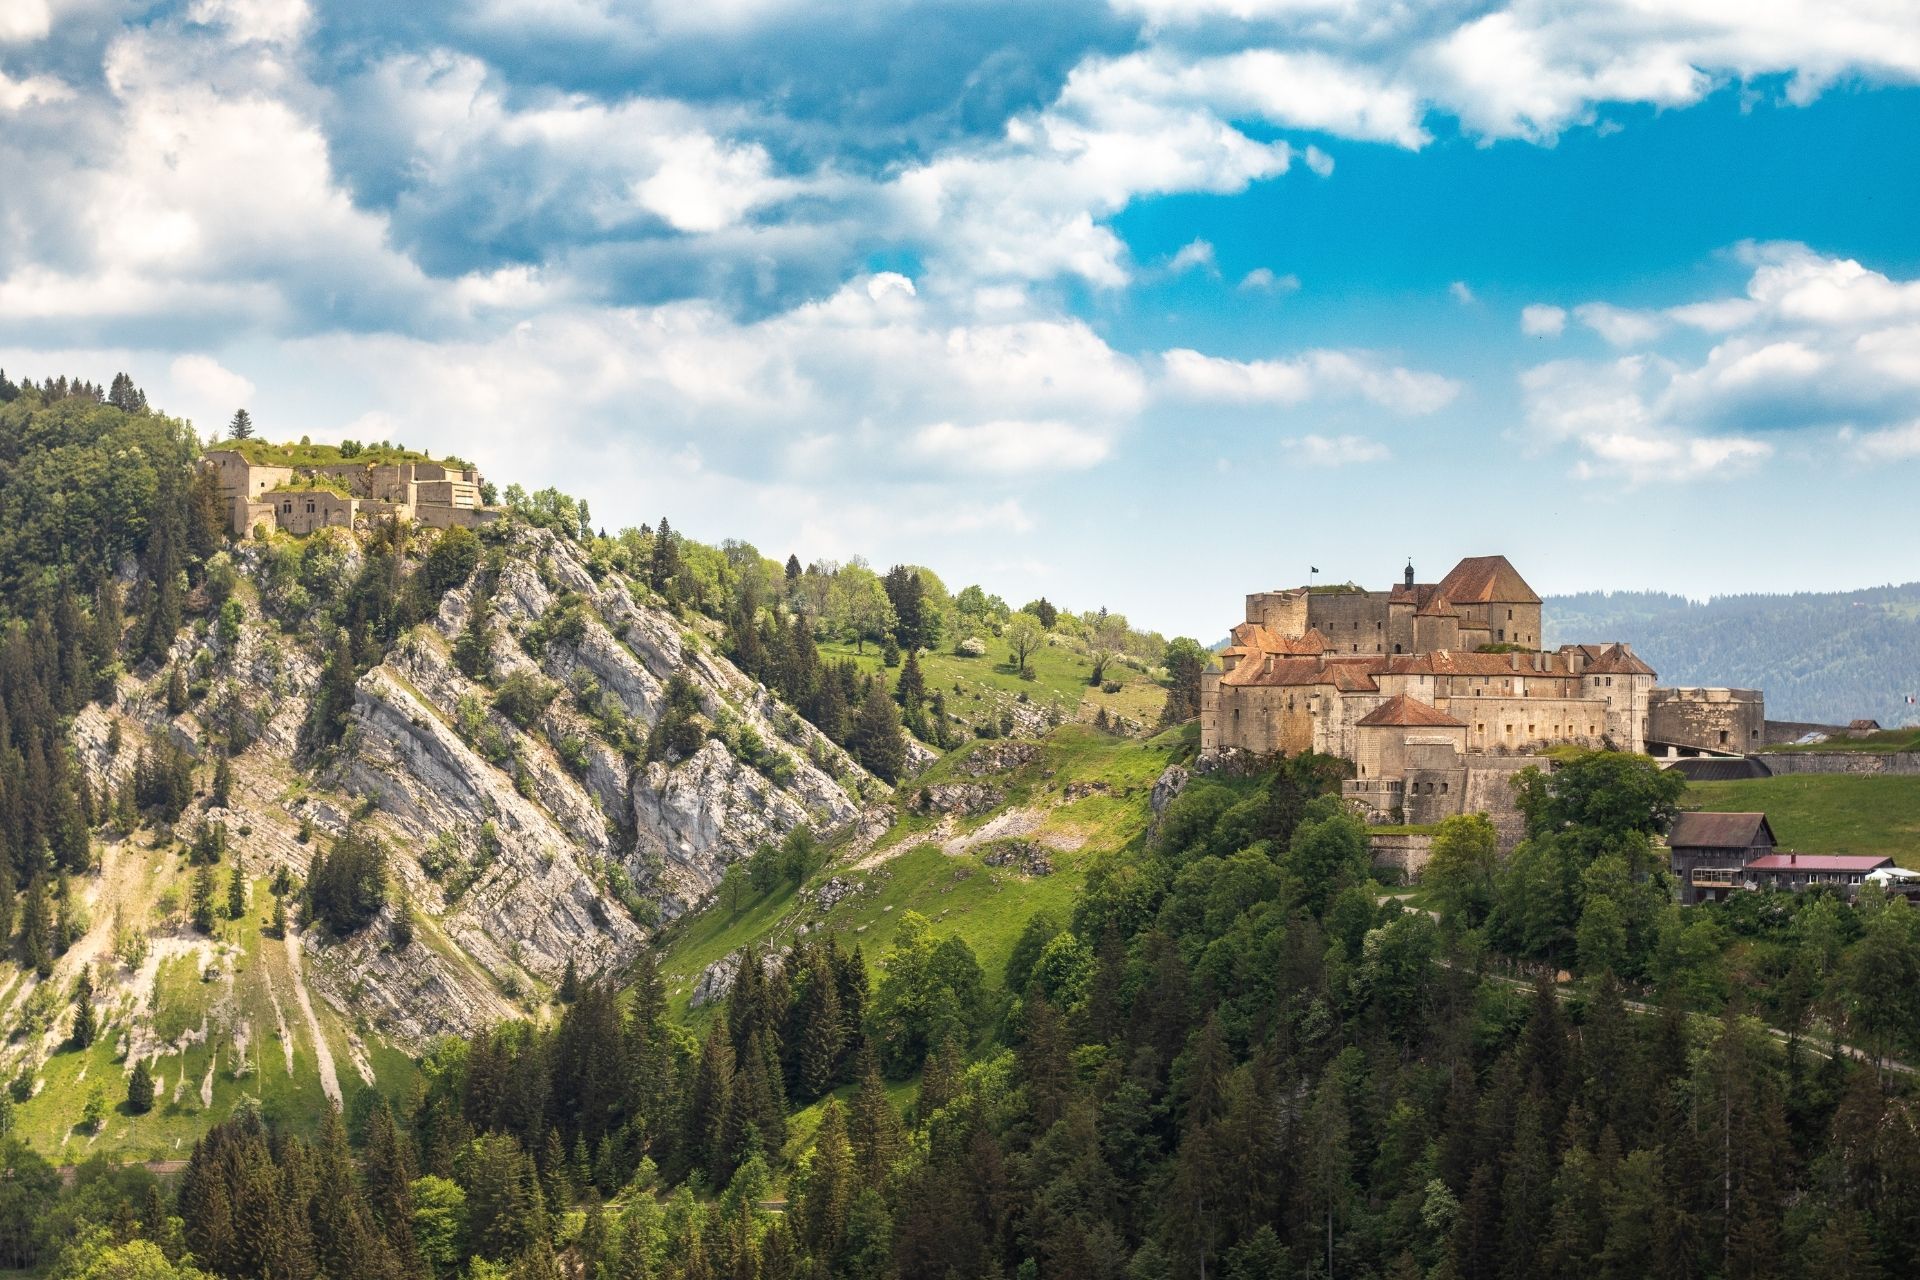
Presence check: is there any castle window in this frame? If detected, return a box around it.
[1528,724,1535,735]
[306,502,316,513]
[1477,724,1485,734]
[1440,782,1449,794]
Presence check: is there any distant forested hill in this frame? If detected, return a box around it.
[1545,584,1920,728]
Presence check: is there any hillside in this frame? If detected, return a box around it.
[1545,584,1920,728]
[0,379,1188,1159]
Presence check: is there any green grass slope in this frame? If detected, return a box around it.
[819,633,1168,737]
[656,724,1188,1022]
[1684,774,1920,863]
[3,849,415,1164]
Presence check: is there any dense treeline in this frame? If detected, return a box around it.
[17,746,1915,1278]
[0,378,225,983]
[1547,586,1920,728]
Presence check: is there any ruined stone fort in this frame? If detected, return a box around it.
[1199,555,1765,834]
[205,447,501,537]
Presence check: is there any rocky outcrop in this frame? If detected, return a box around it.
[1150,764,1190,815]
[916,783,1003,817]
[75,520,888,1051]
[957,741,1041,776]
[983,840,1053,876]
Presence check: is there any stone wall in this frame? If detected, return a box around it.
[1308,591,1391,655]
[1649,687,1765,754]
[1370,832,1435,878]
[1752,752,1920,775]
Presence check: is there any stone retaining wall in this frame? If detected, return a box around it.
[1752,752,1920,775]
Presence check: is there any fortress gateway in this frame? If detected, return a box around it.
[1199,556,1757,832]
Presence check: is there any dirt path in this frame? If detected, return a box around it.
[283,924,341,1106]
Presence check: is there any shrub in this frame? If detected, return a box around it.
[492,670,558,729]
[956,637,987,658]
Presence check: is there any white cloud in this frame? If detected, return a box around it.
[1166,239,1217,276]
[169,353,255,416]
[1521,304,1567,337]
[1520,355,1773,483]
[1239,267,1300,293]
[187,0,311,45]
[1575,302,1666,347]
[1161,348,1459,414]
[1517,243,1920,482]
[1282,434,1389,466]
[1846,420,1920,461]
[911,421,1112,474]
[1449,281,1475,305]
[1303,144,1335,176]
[0,1,51,42]
[0,71,70,110]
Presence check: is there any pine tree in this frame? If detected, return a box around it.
[455,581,495,682]
[311,630,357,747]
[228,408,255,439]
[19,872,52,977]
[362,1101,424,1277]
[848,1047,905,1183]
[784,554,802,581]
[227,855,247,920]
[211,754,234,808]
[849,679,906,783]
[126,1057,155,1114]
[895,648,926,733]
[797,1098,853,1259]
[166,667,188,715]
[192,864,219,934]
[71,963,96,1049]
[649,517,681,596]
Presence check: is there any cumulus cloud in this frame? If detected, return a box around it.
[1521,304,1567,337]
[1282,434,1389,467]
[0,70,70,110]
[1160,348,1459,414]
[1519,242,1920,481]
[169,353,255,417]
[1114,0,1920,142]
[1239,268,1299,293]
[1166,239,1217,276]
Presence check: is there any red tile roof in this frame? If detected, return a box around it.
[1434,555,1540,605]
[1356,694,1465,728]
[1746,854,1891,873]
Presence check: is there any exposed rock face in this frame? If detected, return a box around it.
[957,741,1041,776]
[82,522,881,1051]
[690,952,742,1008]
[982,840,1054,876]
[1150,764,1191,815]
[916,783,1004,817]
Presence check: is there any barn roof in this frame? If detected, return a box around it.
[1667,811,1775,850]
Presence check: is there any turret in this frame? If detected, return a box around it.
[1404,560,1414,588]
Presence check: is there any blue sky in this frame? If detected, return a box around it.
[3,1,1920,637]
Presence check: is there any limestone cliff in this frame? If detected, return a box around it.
[76,523,880,1052]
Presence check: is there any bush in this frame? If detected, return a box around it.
[492,670,558,729]
[956,637,988,658]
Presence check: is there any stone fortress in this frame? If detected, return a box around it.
[205,447,501,537]
[1199,555,1765,837]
